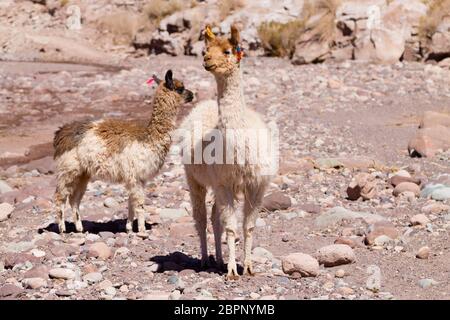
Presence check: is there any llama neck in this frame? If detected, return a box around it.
[147,93,178,151]
[215,67,245,127]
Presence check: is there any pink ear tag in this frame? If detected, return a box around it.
[146,77,155,86]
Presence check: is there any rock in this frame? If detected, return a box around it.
[0,180,13,194]
[3,253,39,268]
[49,268,75,280]
[88,242,112,260]
[338,287,354,295]
[0,284,23,297]
[416,246,430,259]
[335,269,346,278]
[334,237,359,248]
[263,191,291,211]
[408,125,450,158]
[253,247,274,263]
[23,265,49,279]
[418,278,438,289]
[86,234,101,242]
[366,265,382,292]
[419,111,450,129]
[373,235,393,246]
[355,26,406,64]
[292,40,330,65]
[104,197,119,208]
[422,203,450,214]
[158,208,189,221]
[23,277,47,289]
[169,290,181,300]
[250,292,261,299]
[83,272,103,284]
[98,279,113,291]
[421,184,450,201]
[410,214,430,226]
[365,221,399,245]
[393,182,420,197]
[0,202,14,222]
[392,169,412,178]
[143,291,171,300]
[280,212,301,220]
[315,244,355,267]
[255,218,266,227]
[314,158,344,170]
[389,175,421,187]
[99,231,115,239]
[346,173,377,200]
[281,253,319,277]
[30,249,46,258]
[104,286,117,297]
[315,206,385,228]
[4,241,35,253]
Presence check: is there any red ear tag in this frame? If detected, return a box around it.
[146,77,155,86]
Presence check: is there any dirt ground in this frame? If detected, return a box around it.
[0,55,449,300]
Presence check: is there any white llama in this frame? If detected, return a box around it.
[179,25,276,280]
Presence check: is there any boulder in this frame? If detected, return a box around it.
[315,244,356,267]
[281,253,319,277]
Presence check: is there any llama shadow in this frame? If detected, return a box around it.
[38,219,155,234]
[150,251,243,275]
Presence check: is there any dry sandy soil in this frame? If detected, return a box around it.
[0,55,450,300]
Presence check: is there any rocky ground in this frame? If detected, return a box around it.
[1,54,450,300]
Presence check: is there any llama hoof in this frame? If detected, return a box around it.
[75,221,83,233]
[225,272,240,281]
[136,231,149,239]
[243,263,255,277]
[125,222,133,233]
[225,264,240,281]
[58,223,66,234]
[138,226,146,233]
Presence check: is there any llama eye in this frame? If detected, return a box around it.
[176,87,184,94]
[224,49,231,55]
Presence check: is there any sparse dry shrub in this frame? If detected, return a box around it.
[219,0,246,19]
[257,20,305,57]
[418,0,450,43]
[99,11,149,45]
[302,0,341,42]
[143,0,187,22]
[257,0,341,57]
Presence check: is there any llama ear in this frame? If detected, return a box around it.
[204,25,215,44]
[165,70,174,90]
[230,24,241,46]
[152,74,162,85]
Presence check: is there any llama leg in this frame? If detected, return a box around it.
[211,201,224,269]
[187,175,208,268]
[216,188,239,280]
[54,172,76,233]
[126,196,135,233]
[128,184,146,233]
[69,173,89,233]
[243,185,266,276]
[54,191,67,233]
